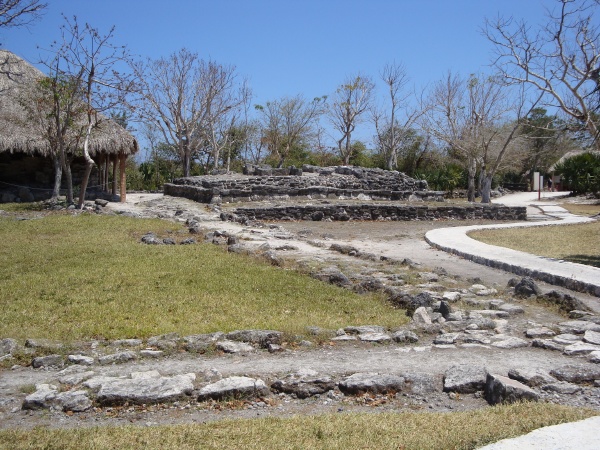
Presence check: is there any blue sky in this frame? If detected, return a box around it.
[1,0,558,149]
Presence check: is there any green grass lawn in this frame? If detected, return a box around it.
[0,403,596,450]
[0,213,406,341]
[469,221,600,268]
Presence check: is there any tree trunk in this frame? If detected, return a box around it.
[77,163,94,209]
[213,149,220,170]
[77,123,96,209]
[63,158,74,205]
[183,150,191,177]
[467,158,477,202]
[481,173,493,203]
[51,154,62,202]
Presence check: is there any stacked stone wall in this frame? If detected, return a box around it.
[224,204,527,223]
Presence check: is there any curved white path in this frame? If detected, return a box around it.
[425,192,600,297]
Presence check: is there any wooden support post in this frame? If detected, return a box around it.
[119,153,127,203]
[112,155,117,196]
[103,155,109,192]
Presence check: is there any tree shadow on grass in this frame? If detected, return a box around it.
[563,255,600,268]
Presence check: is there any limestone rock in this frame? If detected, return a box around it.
[542,382,582,394]
[140,232,162,245]
[532,339,564,352]
[558,320,600,335]
[331,334,357,341]
[140,349,163,358]
[498,303,525,315]
[550,364,600,383]
[147,333,180,350]
[470,310,509,319]
[358,332,391,343]
[402,373,442,394]
[485,373,539,405]
[553,333,581,345]
[59,370,95,386]
[271,374,335,399]
[583,330,600,346]
[54,390,92,412]
[111,339,143,347]
[311,268,352,287]
[225,330,283,348]
[198,376,269,401]
[22,384,58,410]
[491,337,529,349]
[182,332,223,353]
[67,354,94,365]
[434,333,460,345]
[32,354,64,368]
[391,330,419,343]
[507,368,556,387]
[412,307,432,325]
[513,277,542,297]
[525,327,556,339]
[563,341,600,356]
[442,291,461,302]
[98,351,137,365]
[338,372,405,395]
[540,290,588,312]
[588,351,600,363]
[443,365,487,393]
[216,340,254,353]
[390,292,433,315]
[344,325,385,335]
[0,338,18,356]
[96,372,196,405]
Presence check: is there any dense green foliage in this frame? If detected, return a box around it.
[555,152,600,194]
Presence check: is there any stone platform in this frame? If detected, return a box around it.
[164,165,443,204]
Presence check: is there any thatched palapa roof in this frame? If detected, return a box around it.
[0,49,138,157]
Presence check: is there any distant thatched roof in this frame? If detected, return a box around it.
[0,49,138,157]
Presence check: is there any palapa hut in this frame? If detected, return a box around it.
[0,49,138,203]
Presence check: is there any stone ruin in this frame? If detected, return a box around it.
[164,164,442,204]
[163,164,527,222]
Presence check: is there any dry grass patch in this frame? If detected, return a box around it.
[0,403,596,449]
[469,221,600,268]
[559,201,600,216]
[0,214,407,342]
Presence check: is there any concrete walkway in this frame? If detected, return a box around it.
[425,191,600,300]
[423,192,600,449]
[477,415,600,450]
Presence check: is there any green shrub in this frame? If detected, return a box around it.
[555,152,600,194]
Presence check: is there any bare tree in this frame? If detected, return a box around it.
[255,95,326,167]
[424,72,539,202]
[19,69,85,203]
[484,0,600,148]
[202,70,249,171]
[328,74,374,164]
[0,0,46,29]
[372,62,426,170]
[131,49,243,176]
[53,16,134,208]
